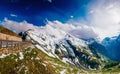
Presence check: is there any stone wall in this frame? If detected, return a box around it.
[0,42,32,55]
[0,33,22,41]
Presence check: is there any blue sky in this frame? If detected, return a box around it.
[0,0,120,39]
[0,0,91,26]
[1,0,120,60]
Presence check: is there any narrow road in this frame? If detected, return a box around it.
[0,40,32,55]
[0,40,31,48]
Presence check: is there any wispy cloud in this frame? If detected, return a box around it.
[48,0,52,3]
[67,0,120,39]
[10,14,18,17]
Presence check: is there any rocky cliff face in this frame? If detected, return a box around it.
[19,26,107,70]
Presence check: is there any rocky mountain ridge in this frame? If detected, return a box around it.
[19,24,108,70]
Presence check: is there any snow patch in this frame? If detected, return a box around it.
[0,54,9,58]
[62,58,69,63]
[35,57,40,60]
[60,69,66,74]
[42,63,47,67]
[19,52,24,60]
[35,45,55,57]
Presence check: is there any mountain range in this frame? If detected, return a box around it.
[19,23,120,70]
[0,25,120,73]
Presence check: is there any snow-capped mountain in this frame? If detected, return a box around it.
[87,34,120,61]
[101,35,120,61]
[19,24,107,70]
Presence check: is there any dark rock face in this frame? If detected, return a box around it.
[55,39,102,69]
[88,41,109,58]
[18,32,27,40]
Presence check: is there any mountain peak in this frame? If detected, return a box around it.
[19,27,106,70]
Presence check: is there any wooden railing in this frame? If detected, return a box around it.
[0,40,32,55]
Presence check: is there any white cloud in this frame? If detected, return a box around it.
[67,0,120,40]
[10,14,17,17]
[87,0,120,39]
[2,18,38,33]
[70,16,74,18]
[1,19,98,39]
[46,20,98,39]
[69,26,98,39]
[48,0,52,3]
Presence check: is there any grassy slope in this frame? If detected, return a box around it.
[0,26,18,37]
[0,47,120,74]
[0,47,85,74]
